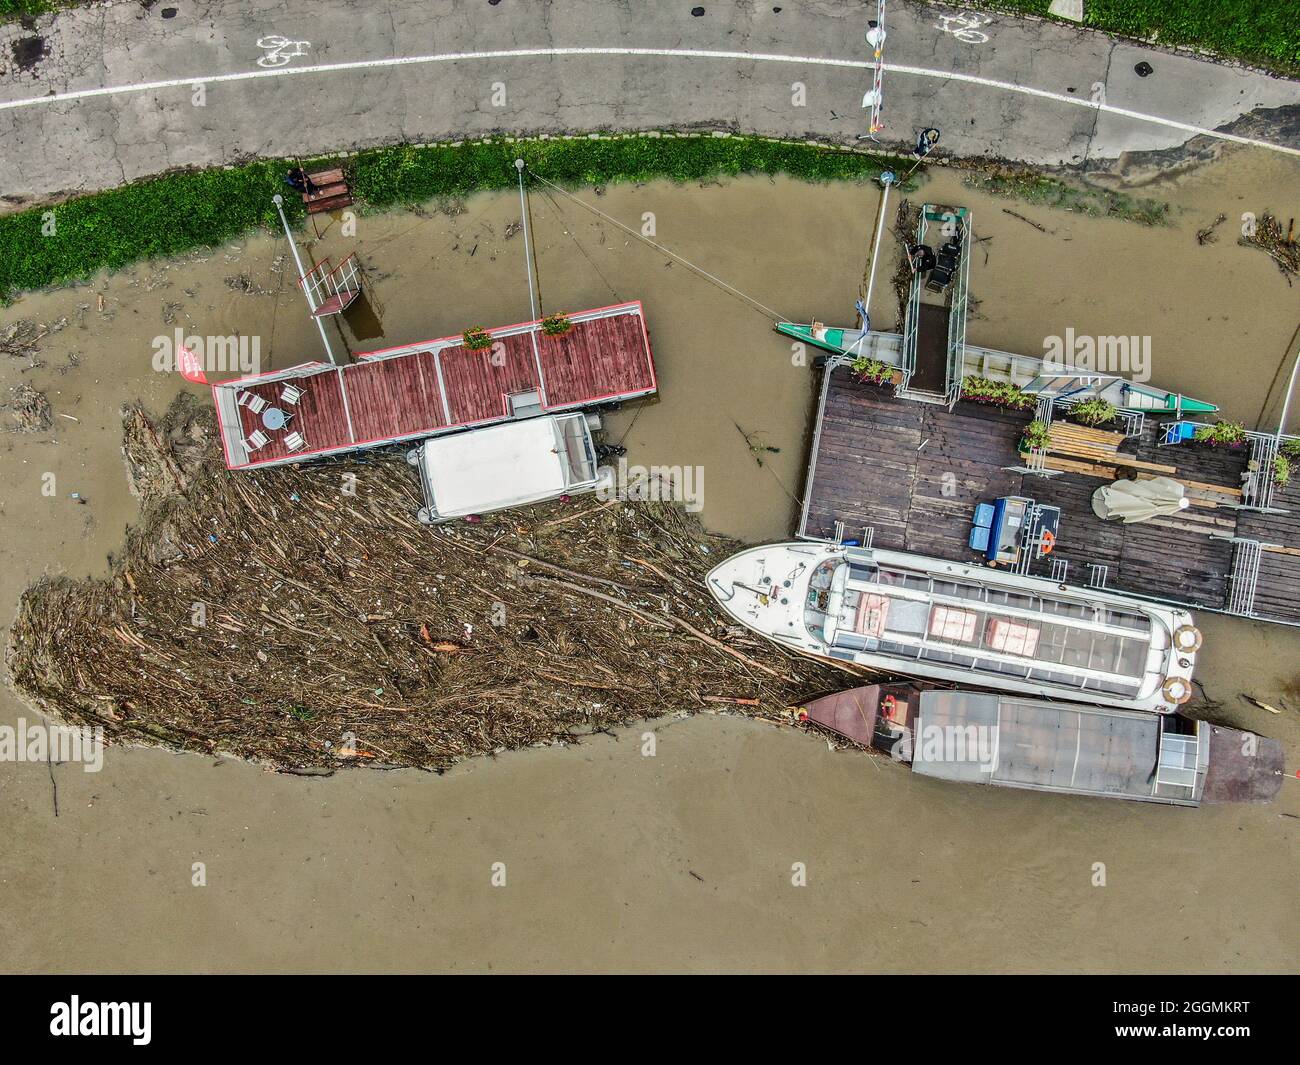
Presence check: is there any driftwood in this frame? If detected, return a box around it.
[6,397,850,772]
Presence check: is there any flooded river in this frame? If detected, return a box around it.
[1,147,1297,971]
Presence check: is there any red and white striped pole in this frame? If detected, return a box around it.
[862,0,887,137]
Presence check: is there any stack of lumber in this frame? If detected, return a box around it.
[1046,422,1177,474]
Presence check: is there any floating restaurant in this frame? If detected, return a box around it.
[786,204,1300,630]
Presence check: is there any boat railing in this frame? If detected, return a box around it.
[944,211,973,409]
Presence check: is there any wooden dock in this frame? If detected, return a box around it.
[800,367,1300,627]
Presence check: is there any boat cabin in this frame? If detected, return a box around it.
[807,553,1176,705]
[802,684,1284,806]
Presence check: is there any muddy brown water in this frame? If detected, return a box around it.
[1,149,1297,972]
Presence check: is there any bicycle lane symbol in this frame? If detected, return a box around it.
[934,13,992,45]
[257,35,312,68]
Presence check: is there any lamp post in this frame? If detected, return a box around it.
[272,194,337,365]
[1276,338,1300,445]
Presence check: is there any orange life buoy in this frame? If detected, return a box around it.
[1040,529,1055,556]
[1162,676,1192,705]
[1173,625,1203,653]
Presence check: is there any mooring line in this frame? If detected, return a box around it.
[528,170,791,324]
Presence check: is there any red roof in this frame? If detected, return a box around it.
[214,301,655,469]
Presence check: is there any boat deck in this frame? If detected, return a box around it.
[800,367,1300,627]
[213,301,655,470]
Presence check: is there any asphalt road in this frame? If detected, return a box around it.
[0,0,1297,207]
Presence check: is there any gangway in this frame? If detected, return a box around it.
[299,254,362,318]
[898,204,971,407]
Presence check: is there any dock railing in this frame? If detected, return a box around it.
[1158,422,1295,513]
[944,211,973,409]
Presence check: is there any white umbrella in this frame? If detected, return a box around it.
[1092,477,1191,523]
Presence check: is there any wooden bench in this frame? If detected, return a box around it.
[303,168,353,214]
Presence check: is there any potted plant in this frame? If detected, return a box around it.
[960,375,1036,411]
[1069,397,1117,427]
[462,326,492,350]
[541,312,572,337]
[1193,420,1247,449]
[1274,453,1292,487]
[850,355,895,386]
[1020,419,1052,452]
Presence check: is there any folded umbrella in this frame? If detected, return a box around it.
[1092,477,1190,523]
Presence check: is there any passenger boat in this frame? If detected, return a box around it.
[707,542,1201,714]
[800,681,1284,807]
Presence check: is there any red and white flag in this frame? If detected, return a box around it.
[176,345,208,384]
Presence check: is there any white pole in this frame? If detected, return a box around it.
[272,193,337,365]
[1276,339,1300,444]
[861,175,894,329]
[515,159,540,322]
[515,159,548,407]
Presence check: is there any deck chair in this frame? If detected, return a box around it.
[284,431,306,452]
[238,391,267,414]
[281,384,303,406]
[244,429,269,451]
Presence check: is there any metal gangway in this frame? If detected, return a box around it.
[898,204,972,408]
[1225,537,1265,616]
[298,254,362,318]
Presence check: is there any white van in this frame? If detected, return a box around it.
[406,412,614,524]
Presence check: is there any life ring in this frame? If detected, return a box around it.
[1173,625,1203,653]
[1039,530,1055,555]
[1162,676,1192,705]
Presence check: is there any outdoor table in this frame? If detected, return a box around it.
[262,407,287,431]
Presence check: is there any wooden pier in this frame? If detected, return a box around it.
[800,366,1300,627]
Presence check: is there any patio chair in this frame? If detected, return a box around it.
[244,429,269,451]
[281,384,303,406]
[284,431,306,452]
[238,391,267,414]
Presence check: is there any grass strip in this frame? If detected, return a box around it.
[0,134,909,300]
[975,0,1298,76]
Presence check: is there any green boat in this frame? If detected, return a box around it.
[776,320,1218,415]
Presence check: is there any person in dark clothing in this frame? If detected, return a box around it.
[913,128,940,158]
[283,167,319,195]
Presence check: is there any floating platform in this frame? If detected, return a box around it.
[799,366,1300,628]
[214,301,656,470]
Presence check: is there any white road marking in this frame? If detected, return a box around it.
[1,45,1296,157]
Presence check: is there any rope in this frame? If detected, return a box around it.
[527,169,792,324]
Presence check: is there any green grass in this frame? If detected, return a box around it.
[977,0,1299,75]
[0,134,908,301]
[1,0,58,19]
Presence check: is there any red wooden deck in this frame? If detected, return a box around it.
[215,302,654,469]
